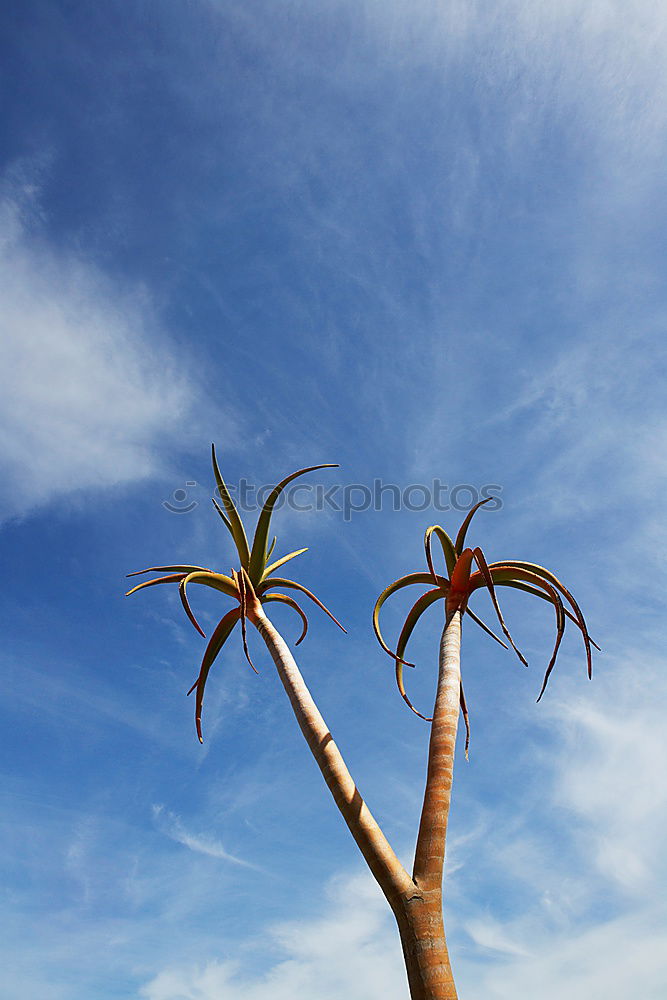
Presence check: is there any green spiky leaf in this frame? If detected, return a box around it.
[424,525,457,581]
[234,569,258,674]
[459,681,470,760]
[125,573,186,597]
[454,497,492,554]
[248,465,338,584]
[373,571,448,663]
[189,608,241,742]
[211,497,234,536]
[490,579,599,648]
[262,592,309,645]
[126,564,211,578]
[179,574,208,637]
[484,562,593,680]
[262,548,308,580]
[495,560,593,678]
[470,564,568,698]
[178,570,239,600]
[465,607,509,649]
[470,548,527,666]
[394,588,444,720]
[211,444,251,568]
[258,576,346,632]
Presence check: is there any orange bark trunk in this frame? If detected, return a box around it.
[393,892,458,1000]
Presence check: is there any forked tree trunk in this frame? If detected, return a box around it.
[250,603,463,1000]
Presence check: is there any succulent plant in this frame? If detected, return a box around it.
[127,445,344,741]
[373,498,598,752]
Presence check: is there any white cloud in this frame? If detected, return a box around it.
[549,656,667,896]
[459,904,667,1000]
[463,916,531,958]
[140,870,406,1000]
[152,805,262,871]
[493,329,667,521]
[0,177,226,522]
[452,648,667,998]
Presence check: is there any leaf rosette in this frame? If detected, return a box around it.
[373,498,598,756]
[127,446,344,741]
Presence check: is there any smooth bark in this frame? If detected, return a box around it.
[413,611,462,889]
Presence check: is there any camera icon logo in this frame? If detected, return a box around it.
[162,482,199,513]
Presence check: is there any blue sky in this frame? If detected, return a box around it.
[1,1,666,997]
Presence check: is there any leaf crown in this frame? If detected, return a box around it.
[127,446,345,741]
[374,498,598,751]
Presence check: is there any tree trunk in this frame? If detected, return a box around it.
[250,603,461,1000]
[393,893,458,1000]
[399,609,462,999]
[413,611,462,890]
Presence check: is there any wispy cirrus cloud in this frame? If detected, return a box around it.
[141,870,406,1000]
[0,174,234,524]
[460,904,667,1000]
[152,804,263,871]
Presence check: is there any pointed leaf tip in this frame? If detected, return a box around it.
[211,444,251,568]
[248,464,339,583]
[179,575,207,638]
[470,549,528,667]
[424,525,457,581]
[373,571,447,663]
[260,577,346,633]
[261,592,310,645]
[454,497,493,554]
[263,548,308,579]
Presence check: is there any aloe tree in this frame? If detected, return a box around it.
[127,451,596,1000]
[372,497,598,996]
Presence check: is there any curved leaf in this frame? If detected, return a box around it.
[179,573,208,637]
[211,444,251,568]
[211,497,234,537]
[262,548,308,580]
[500,574,566,701]
[454,497,493,554]
[187,608,241,743]
[465,607,509,649]
[261,593,309,645]
[126,565,211,578]
[248,464,338,583]
[125,573,185,597]
[372,571,448,663]
[447,549,474,614]
[266,536,277,561]
[492,579,600,650]
[178,571,239,600]
[394,588,445,720]
[471,548,528,666]
[258,576,346,632]
[533,584,565,702]
[424,525,457,582]
[472,566,567,700]
[460,682,470,761]
[234,569,258,674]
[490,560,593,679]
